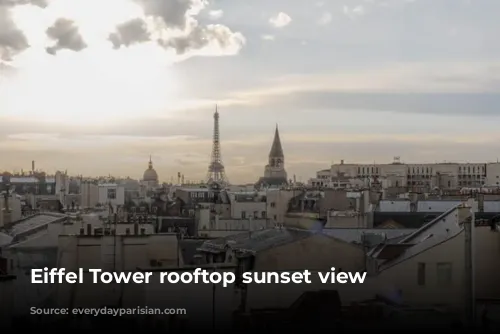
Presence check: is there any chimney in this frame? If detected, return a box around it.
[86,223,92,235]
[140,227,146,235]
[341,159,344,165]
[134,222,139,235]
[125,228,130,235]
[79,228,85,235]
[32,160,35,172]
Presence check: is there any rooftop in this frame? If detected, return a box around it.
[322,228,414,246]
[198,227,312,256]
[3,213,66,239]
[373,204,468,271]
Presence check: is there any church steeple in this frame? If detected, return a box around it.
[256,124,288,187]
[269,124,284,158]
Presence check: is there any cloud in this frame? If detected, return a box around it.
[317,12,332,25]
[159,24,245,56]
[109,18,150,49]
[138,0,206,29]
[343,5,365,19]
[0,0,51,61]
[0,5,28,60]
[269,12,291,28]
[218,62,500,108]
[2,0,244,62]
[208,9,223,20]
[45,18,87,55]
[0,0,48,7]
[261,34,275,41]
[109,0,244,58]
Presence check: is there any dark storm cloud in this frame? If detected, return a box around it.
[45,18,87,55]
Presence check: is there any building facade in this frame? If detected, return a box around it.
[97,183,125,206]
[311,158,500,190]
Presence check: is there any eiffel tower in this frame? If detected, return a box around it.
[206,105,229,185]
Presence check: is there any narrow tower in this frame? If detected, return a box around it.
[255,124,288,189]
[264,124,287,179]
[206,105,229,185]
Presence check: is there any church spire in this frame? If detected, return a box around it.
[269,124,284,158]
[148,155,153,169]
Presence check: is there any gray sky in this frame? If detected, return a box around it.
[1,0,500,183]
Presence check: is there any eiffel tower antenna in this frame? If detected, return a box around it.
[206,105,229,185]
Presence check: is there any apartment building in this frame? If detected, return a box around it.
[311,158,500,190]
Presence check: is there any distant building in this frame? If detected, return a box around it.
[311,158,500,191]
[98,183,125,206]
[256,125,288,189]
[80,181,99,208]
[142,156,159,189]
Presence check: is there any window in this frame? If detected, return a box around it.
[253,211,258,218]
[417,263,426,286]
[107,188,116,199]
[436,263,452,286]
[261,211,266,218]
[241,211,246,219]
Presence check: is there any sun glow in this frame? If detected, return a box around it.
[2,0,181,124]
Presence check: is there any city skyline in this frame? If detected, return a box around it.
[1,0,500,183]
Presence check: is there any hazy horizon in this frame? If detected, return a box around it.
[1,0,500,183]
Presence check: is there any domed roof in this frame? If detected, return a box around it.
[143,156,158,182]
